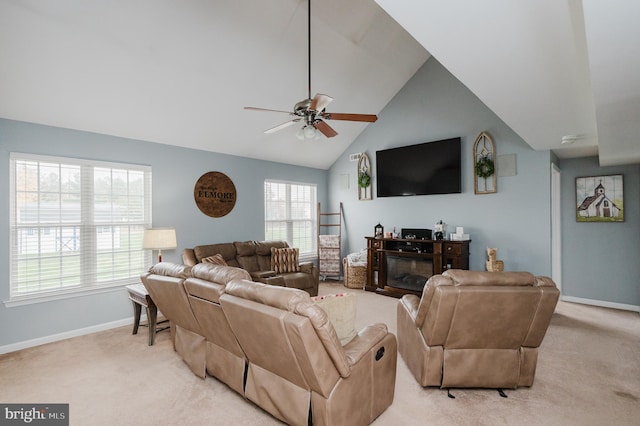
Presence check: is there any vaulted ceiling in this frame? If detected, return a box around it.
[1,0,638,169]
[376,0,640,167]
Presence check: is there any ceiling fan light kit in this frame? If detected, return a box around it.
[297,124,320,140]
[244,0,377,140]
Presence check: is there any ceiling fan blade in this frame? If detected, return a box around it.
[314,120,338,138]
[245,106,293,114]
[322,112,378,123]
[309,93,333,112]
[264,119,301,134]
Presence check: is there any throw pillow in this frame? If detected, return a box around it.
[202,253,228,266]
[270,247,300,273]
[312,293,358,345]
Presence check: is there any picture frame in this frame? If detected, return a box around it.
[575,174,624,222]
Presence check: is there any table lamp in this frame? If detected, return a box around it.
[143,228,177,263]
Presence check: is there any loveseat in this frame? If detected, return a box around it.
[182,240,319,296]
[140,262,397,425]
[397,269,559,390]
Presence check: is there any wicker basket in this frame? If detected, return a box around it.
[343,257,367,289]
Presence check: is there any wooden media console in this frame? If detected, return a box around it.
[365,236,470,297]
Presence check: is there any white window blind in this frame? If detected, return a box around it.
[264,180,317,258]
[9,153,152,303]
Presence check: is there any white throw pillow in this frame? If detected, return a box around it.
[312,293,358,345]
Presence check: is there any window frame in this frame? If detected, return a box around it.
[7,153,152,306]
[264,179,317,260]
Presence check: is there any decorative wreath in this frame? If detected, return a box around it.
[358,171,371,188]
[475,156,495,178]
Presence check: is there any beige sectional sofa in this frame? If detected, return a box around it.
[141,262,397,426]
[182,240,319,296]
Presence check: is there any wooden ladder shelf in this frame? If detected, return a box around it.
[317,202,342,280]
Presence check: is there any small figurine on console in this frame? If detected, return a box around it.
[486,247,504,272]
[434,220,447,240]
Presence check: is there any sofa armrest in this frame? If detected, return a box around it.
[343,323,389,367]
[182,249,197,267]
[299,262,315,274]
[300,262,320,287]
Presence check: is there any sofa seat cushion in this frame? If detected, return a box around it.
[280,272,314,290]
[312,293,358,345]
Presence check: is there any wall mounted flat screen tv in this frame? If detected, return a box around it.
[376,137,461,197]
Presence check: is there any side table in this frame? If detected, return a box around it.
[126,283,168,345]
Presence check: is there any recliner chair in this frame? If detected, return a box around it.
[397,269,559,390]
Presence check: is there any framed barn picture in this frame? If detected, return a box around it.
[575,174,624,222]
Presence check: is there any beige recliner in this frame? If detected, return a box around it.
[221,279,397,426]
[397,269,559,390]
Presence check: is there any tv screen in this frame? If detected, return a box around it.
[376,137,461,197]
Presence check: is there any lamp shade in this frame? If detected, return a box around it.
[143,228,177,250]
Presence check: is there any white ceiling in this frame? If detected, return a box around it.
[376,0,640,166]
[1,0,638,169]
[0,0,428,169]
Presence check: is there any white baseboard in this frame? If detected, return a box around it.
[561,295,640,313]
[0,316,141,355]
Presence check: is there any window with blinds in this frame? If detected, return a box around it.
[264,180,317,258]
[9,153,152,303]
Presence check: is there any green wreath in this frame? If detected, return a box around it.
[358,171,371,188]
[475,156,495,178]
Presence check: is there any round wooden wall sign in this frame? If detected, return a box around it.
[193,171,237,218]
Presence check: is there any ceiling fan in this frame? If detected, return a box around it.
[244,0,378,140]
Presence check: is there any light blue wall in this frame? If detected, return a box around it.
[558,156,640,307]
[0,118,327,347]
[329,58,640,309]
[3,58,638,351]
[328,58,553,275]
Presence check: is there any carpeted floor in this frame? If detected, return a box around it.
[1,282,639,425]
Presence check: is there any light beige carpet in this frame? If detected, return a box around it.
[1,282,639,425]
